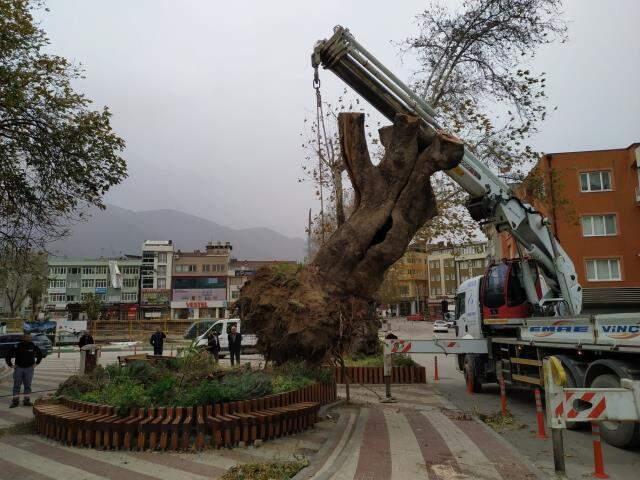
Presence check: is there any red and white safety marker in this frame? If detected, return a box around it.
[434,356,439,381]
[534,388,548,439]
[390,340,412,354]
[566,392,607,421]
[591,423,609,479]
[499,375,507,417]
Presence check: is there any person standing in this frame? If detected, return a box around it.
[207,331,221,363]
[78,330,94,349]
[227,325,242,366]
[441,297,449,320]
[5,334,42,408]
[150,327,166,356]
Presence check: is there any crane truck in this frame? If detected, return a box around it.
[312,26,640,448]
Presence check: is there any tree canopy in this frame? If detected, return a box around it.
[0,0,127,251]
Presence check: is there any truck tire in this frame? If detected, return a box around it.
[589,374,640,448]
[463,354,482,393]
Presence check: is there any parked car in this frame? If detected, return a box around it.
[193,318,258,355]
[406,313,424,321]
[0,333,50,359]
[432,320,449,333]
[183,319,220,340]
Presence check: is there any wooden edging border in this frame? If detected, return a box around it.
[33,380,337,452]
[334,365,426,384]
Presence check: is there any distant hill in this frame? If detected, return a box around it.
[48,204,306,260]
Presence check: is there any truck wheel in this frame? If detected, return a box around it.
[589,374,640,448]
[463,354,482,393]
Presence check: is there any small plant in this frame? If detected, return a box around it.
[222,459,309,480]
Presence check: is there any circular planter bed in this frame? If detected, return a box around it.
[33,354,337,451]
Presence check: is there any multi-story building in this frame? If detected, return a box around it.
[500,143,640,311]
[426,242,487,316]
[228,259,297,302]
[391,245,428,316]
[46,256,141,320]
[140,240,174,319]
[170,242,232,320]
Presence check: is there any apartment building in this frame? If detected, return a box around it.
[391,245,429,316]
[140,240,174,319]
[171,242,232,320]
[426,242,487,316]
[46,257,141,320]
[500,143,640,310]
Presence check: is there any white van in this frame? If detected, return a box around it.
[193,318,258,355]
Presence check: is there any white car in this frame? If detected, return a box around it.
[193,318,258,355]
[433,320,449,333]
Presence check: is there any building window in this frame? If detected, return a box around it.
[66,295,75,302]
[175,264,197,273]
[231,290,240,299]
[122,266,139,275]
[95,266,108,275]
[49,266,67,275]
[82,267,95,275]
[143,252,155,263]
[157,265,167,276]
[68,281,79,288]
[123,278,137,288]
[81,279,95,288]
[157,278,166,289]
[95,279,107,288]
[157,252,167,263]
[581,214,617,237]
[122,293,138,302]
[49,293,66,302]
[142,278,154,288]
[69,267,79,275]
[49,279,66,288]
[586,258,621,281]
[580,171,612,192]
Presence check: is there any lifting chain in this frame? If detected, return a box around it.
[313,66,326,244]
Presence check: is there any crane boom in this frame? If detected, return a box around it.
[312,26,582,316]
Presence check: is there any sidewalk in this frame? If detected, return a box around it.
[295,384,543,480]
[1,352,543,479]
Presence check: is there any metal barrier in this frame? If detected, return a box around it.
[543,356,640,477]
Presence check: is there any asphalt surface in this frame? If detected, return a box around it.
[388,317,640,479]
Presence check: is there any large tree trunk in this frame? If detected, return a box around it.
[237,113,463,364]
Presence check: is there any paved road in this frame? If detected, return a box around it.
[388,317,640,479]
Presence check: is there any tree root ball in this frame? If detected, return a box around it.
[236,113,463,365]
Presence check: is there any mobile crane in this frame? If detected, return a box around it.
[312,26,640,448]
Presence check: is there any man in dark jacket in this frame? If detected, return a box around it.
[227,325,242,366]
[207,331,221,362]
[6,334,42,407]
[150,327,166,356]
[78,331,94,349]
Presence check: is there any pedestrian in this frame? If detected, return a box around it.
[441,297,449,320]
[227,325,242,366]
[5,334,42,408]
[207,330,221,363]
[150,327,166,356]
[78,330,94,349]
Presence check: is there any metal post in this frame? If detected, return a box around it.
[381,319,396,403]
[552,428,566,475]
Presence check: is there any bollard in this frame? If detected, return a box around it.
[498,372,507,417]
[434,356,439,381]
[591,423,609,479]
[466,372,473,395]
[534,388,548,439]
[134,343,137,355]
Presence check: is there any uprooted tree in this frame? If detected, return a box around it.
[237,112,463,365]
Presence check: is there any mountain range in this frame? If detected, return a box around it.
[48,204,307,261]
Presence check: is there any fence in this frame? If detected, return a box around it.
[334,365,426,384]
[88,318,198,342]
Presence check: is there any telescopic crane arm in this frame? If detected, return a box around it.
[312,26,582,316]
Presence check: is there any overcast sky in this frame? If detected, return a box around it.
[40,0,639,238]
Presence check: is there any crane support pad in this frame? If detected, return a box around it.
[384,338,489,355]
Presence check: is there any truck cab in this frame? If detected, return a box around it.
[454,276,484,339]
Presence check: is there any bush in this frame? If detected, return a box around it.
[222,460,308,480]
